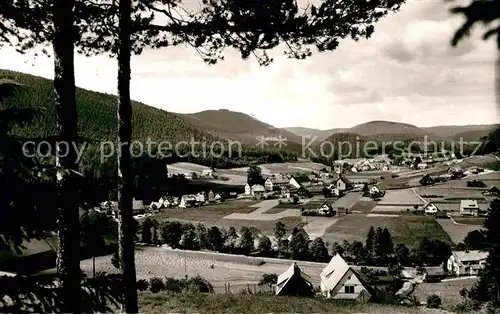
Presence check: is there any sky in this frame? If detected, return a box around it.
[0,0,499,130]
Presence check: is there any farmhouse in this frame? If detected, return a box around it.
[275,262,314,297]
[201,169,214,177]
[320,254,371,302]
[264,177,289,191]
[484,186,500,196]
[417,163,428,170]
[369,186,380,195]
[289,177,302,189]
[179,195,197,208]
[251,184,266,197]
[244,183,252,195]
[447,250,488,276]
[423,267,447,283]
[423,202,440,215]
[280,186,291,198]
[334,175,353,192]
[460,200,480,216]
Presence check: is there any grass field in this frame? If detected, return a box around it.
[413,278,478,307]
[216,217,305,235]
[322,214,452,248]
[350,200,378,213]
[378,190,424,206]
[139,292,438,314]
[436,219,485,244]
[453,217,485,226]
[377,177,411,190]
[154,200,261,223]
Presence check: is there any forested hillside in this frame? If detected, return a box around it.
[0,70,220,143]
[0,70,298,167]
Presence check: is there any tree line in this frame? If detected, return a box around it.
[134,218,451,268]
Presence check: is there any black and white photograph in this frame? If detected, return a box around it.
[0,0,499,313]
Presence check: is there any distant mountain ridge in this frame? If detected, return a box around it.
[285,121,499,141]
[178,109,303,152]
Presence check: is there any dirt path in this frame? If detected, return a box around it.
[302,217,339,240]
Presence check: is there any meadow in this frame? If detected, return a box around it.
[436,219,485,244]
[322,214,452,248]
[139,292,449,314]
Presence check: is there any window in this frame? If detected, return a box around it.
[344,285,355,294]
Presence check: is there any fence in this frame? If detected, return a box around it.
[218,283,276,295]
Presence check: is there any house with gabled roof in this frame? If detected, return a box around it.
[265,177,289,192]
[460,200,479,216]
[320,254,371,302]
[334,175,353,192]
[447,250,488,276]
[179,194,197,208]
[423,202,440,215]
[275,262,314,297]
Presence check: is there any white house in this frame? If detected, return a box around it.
[195,192,206,204]
[417,163,428,170]
[289,177,302,189]
[447,250,488,276]
[369,186,380,195]
[201,169,214,177]
[423,202,440,215]
[244,183,252,195]
[179,194,197,208]
[280,186,291,199]
[320,254,371,302]
[460,200,479,216]
[275,262,314,297]
[334,176,352,192]
[251,184,265,196]
[264,178,274,191]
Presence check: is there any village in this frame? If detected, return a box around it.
[91,153,500,307]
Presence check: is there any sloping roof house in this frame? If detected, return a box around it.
[423,202,440,215]
[447,250,489,276]
[265,177,289,191]
[335,175,353,191]
[251,184,265,195]
[275,262,314,297]
[179,194,197,208]
[320,254,371,302]
[460,200,479,216]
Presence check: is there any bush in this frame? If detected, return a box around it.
[164,277,183,293]
[149,277,166,293]
[183,275,214,293]
[426,294,442,309]
[137,279,149,291]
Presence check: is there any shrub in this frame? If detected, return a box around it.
[426,294,442,309]
[164,277,183,293]
[137,279,149,291]
[183,275,214,293]
[149,277,165,293]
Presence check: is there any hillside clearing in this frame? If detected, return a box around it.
[437,219,485,244]
[322,214,452,248]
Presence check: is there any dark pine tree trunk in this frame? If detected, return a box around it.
[117,0,138,312]
[53,0,81,312]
